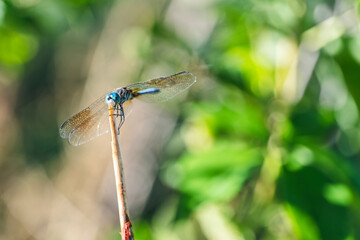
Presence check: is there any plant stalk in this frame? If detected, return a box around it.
[108,104,134,240]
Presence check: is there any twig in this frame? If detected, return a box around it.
[108,104,134,240]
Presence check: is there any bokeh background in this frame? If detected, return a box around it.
[1,0,360,239]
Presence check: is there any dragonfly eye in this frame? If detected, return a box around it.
[105,93,119,106]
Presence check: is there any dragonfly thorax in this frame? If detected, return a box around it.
[116,87,132,102]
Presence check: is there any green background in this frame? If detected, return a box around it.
[0,0,360,239]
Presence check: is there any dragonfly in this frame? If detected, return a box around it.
[59,71,196,146]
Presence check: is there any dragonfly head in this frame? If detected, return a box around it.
[105,92,121,106]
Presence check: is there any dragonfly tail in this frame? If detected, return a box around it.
[135,88,160,96]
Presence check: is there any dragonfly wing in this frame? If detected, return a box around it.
[126,71,196,103]
[59,93,109,146]
[67,106,109,146]
[59,93,133,146]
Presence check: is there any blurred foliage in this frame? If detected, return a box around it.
[2,0,360,239]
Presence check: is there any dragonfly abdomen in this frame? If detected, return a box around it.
[136,88,159,96]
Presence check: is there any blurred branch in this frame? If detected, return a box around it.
[108,104,134,240]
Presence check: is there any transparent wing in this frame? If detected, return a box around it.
[125,71,196,103]
[59,93,133,146]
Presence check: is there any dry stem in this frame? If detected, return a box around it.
[108,104,134,240]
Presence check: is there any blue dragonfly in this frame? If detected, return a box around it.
[59,71,196,146]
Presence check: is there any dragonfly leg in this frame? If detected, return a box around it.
[109,105,120,117]
[116,104,121,117]
[117,104,125,133]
